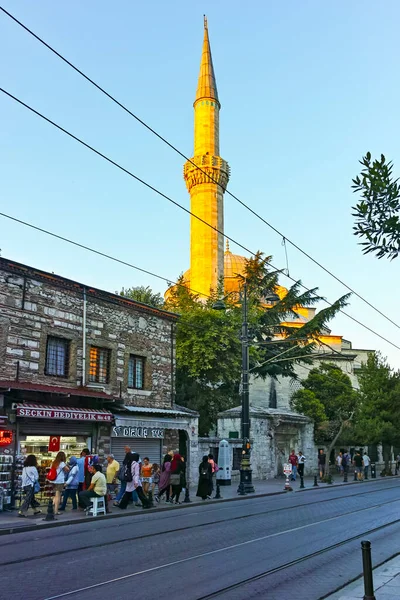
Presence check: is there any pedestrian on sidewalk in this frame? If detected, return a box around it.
[288,450,298,481]
[114,447,139,507]
[48,451,69,515]
[336,452,343,473]
[353,450,364,481]
[118,453,151,510]
[60,456,79,511]
[79,463,107,512]
[318,449,326,479]
[18,454,41,517]
[151,463,160,499]
[156,454,172,503]
[77,448,90,508]
[342,450,349,479]
[105,454,119,500]
[362,452,370,479]
[196,455,212,501]
[297,451,306,478]
[170,453,184,504]
[141,457,152,497]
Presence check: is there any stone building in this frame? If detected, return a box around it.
[0,257,199,506]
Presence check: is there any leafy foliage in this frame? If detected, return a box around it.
[291,364,358,471]
[118,285,164,308]
[352,153,400,259]
[164,253,348,435]
[351,353,400,448]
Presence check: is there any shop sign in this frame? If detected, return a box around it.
[0,430,13,446]
[16,407,113,422]
[112,425,164,439]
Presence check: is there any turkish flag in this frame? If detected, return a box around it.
[48,436,61,452]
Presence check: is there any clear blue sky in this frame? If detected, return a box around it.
[1,1,400,368]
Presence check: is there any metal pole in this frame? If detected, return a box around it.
[361,540,376,600]
[238,280,254,495]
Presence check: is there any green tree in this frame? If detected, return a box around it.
[118,285,164,308]
[352,153,400,259]
[352,353,400,474]
[291,363,358,476]
[166,253,349,435]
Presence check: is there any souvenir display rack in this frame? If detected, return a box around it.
[0,454,13,509]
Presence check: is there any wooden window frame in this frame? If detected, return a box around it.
[128,355,145,389]
[45,336,70,378]
[89,346,111,384]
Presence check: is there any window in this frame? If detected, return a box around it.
[128,355,144,389]
[232,448,242,470]
[89,347,110,384]
[45,337,70,377]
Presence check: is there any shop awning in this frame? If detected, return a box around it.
[0,380,117,400]
[15,403,113,423]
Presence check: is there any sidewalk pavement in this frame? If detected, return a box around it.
[0,474,379,535]
[325,554,400,599]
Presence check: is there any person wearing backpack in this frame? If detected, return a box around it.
[117,453,152,510]
[196,455,213,500]
[341,450,349,478]
[47,451,69,515]
[114,448,139,507]
[59,456,79,511]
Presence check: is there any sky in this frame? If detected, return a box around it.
[1,1,400,368]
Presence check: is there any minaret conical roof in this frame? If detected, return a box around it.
[195,16,220,106]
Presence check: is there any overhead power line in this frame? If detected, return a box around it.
[2,87,400,354]
[2,5,399,333]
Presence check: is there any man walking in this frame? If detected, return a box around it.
[362,451,370,479]
[353,450,364,481]
[288,450,298,481]
[318,449,326,479]
[297,451,306,478]
[106,454,120,499]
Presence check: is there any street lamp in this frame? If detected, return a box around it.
[212,279,254,495]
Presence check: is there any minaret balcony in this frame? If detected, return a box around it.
[184,154,230,192]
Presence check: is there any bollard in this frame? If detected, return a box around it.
[214,482,222,499]
[43,498,55,521]
[313,475,319,487]
[284,474,293,492]
[354,470,358,481]
[344,469,348,482]
[148,491,154,507]
[300,475,305,489]
[182,487,191,504]
[361,540,376,600]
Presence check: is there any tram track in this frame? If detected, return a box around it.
[2,483,400,569]
[195,516,400,599]
[41,505,400,600]
[3,478,397,549]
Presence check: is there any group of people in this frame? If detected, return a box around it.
[287,450,306,481]
[335,449,371,480]
[18,449,109,517]
[19,446,220,517]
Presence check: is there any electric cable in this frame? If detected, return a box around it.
[2,87,400,353]
[2,6,398,332]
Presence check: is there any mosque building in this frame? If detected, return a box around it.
[174,18,374,477]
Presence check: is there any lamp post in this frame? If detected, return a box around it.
[238,280,254,494]
[213,279,254,494]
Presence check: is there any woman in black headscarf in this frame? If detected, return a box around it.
[196,455,213,500]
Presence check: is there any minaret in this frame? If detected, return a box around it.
[184,17,230,298]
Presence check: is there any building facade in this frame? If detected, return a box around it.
[0,258,199,508]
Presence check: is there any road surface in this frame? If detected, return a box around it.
[1,478,400,600]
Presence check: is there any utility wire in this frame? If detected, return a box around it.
[2,87,400,353]
[2,5,399,332]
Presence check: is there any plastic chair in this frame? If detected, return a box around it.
[88,497,106,517]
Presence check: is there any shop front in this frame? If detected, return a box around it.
[12,403,113,507]
[111,406,199,483]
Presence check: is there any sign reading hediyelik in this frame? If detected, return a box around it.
[112,425,164,439]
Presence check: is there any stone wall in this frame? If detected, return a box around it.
[0,260,176,409]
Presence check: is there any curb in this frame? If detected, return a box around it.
[0,477,387,537]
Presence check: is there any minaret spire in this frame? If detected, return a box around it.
[183,18,230,298]
[196,15,219,107]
